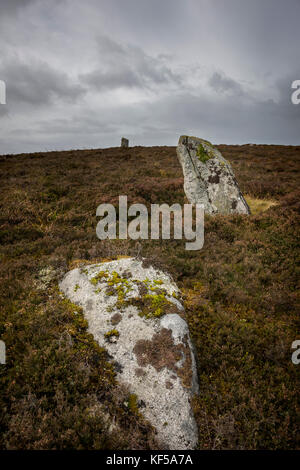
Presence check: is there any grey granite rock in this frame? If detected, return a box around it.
[176,135,250,215]
[59,257,199,450]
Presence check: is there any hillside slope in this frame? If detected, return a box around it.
[0,144,299,449]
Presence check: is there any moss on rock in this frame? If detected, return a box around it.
[196,144,212,163]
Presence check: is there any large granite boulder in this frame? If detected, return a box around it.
[59,257,199,450]
[176,135,250,215]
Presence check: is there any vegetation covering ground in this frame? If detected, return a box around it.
[0,143,299,449]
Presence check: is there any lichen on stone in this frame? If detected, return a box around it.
[127,393,140,414]
[128,279,179,319]
[104,328,119,342]
[196,144,212,163]
[177,134,251,214]
[111,313,122,325]
[133,328,193,389]
[90,270,108,286]
[139,291,171,319]
[90,269,132,309]
[91,270,180,320]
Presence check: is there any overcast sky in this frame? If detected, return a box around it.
[0,0,299,154]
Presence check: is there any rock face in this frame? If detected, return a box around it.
[59,257,199,450]
[176,135,250,215]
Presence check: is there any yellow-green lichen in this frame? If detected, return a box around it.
[141,292,170,318]
[106,271,132,308]
[89,269,179,320]
[90,270,132,309]
[196,144,212,163]
[74,283,80,292]
[128,393,140,414]
[172,291,181,300]
[134,281,174,319]
[126,278,182,320]
[104,328,119,339]
[90,270,108,286]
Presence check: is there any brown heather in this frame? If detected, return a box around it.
[0,144,299,449]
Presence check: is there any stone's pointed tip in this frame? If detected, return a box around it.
[178,135,213,147]
[178,135,188,145]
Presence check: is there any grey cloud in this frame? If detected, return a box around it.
[27,75,300,146]
[2,70,300,156]
[81,35,182,91]
[1,0,66,17]
[270,74,300,123]
[208,72,244,96]
[0,0,300,154]
[144,83,300,145]
[0,0,37,16]
[0,57,86,107]
[0,106,8,117]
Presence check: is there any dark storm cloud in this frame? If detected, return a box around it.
[81,35,181,91]
[0,57,86,107]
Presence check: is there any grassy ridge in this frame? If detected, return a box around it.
[0,144,299,449]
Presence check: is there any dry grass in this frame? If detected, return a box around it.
[0,143,299,449]
[244,195,278,215]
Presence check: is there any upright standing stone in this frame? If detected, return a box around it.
[176,135,250,215]
[121,137,129,148]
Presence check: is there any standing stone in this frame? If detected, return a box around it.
[59,257,199,450]
[121,137,129,148]
[176,135,250,215]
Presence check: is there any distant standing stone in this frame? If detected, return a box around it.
[121,137,129,148]
[176,135,250,215]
